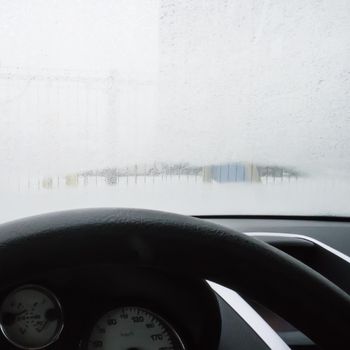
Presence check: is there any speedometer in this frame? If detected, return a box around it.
[87,306,186,350]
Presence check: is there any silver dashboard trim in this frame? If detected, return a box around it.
[208,281,291,350]
[208,232,350,350]
[247,232,350,263]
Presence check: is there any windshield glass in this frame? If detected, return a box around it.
[0,0,349,221]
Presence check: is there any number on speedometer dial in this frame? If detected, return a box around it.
[87,306,185,350]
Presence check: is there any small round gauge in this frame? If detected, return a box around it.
[87,306,185,350]
[0,285,63,349]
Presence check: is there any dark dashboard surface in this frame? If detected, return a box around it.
[202,216,350,256]
[0,214,349,350]
[203,216,350,349]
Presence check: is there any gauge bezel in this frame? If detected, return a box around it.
[84,305,186,350]
[0,284,64,350]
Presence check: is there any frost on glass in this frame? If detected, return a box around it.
[0,0,349,221]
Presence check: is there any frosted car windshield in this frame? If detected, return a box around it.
[0,0,349,221]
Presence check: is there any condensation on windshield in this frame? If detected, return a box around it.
[0,0,349,220]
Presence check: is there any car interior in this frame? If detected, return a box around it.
[0,209,349,350]
[0,1,349,349]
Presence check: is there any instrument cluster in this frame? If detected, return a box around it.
[0,266,221,350]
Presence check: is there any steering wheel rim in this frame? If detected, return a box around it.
[0,208,349,348]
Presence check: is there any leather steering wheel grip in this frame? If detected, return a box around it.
[0,208,349,348]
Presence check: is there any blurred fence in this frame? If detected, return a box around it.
[0,67,300,192]
[3,163,300,192]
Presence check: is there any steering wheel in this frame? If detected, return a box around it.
[0,208,349,349]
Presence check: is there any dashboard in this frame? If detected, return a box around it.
[0,215,349,350]
[206,216,350,349]
[0,266,222,350]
